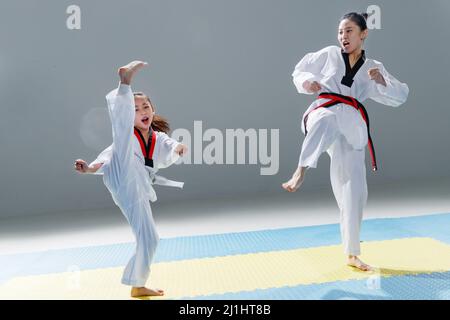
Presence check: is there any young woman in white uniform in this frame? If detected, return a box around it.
[75,61,187,297]
[282,13,409,271]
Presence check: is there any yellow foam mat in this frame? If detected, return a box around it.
[1,237,449,300]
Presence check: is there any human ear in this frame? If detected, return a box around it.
[361,29,368,40]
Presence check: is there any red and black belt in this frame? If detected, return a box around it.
[134,128,157,168]
[303,92,378,172]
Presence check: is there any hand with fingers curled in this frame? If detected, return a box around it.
[74,159,102,174]
[175,144,188,157]
[303,80,322,94]
[368,68,386,87]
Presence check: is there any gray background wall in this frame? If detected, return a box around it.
[0,0,449,218]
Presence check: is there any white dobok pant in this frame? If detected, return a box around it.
[298,108,368,256]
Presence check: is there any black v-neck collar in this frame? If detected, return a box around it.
[341,49,366,88]
[134,128,152,154]
[134,128,155,167]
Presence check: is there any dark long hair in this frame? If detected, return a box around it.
[133,92,170,134]
[340,12,368,31]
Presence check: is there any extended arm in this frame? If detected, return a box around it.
[74,159,103,174]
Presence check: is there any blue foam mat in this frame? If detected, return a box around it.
[189,271,450,300]
[1,213,449,285]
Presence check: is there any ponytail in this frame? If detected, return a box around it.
[151,115,170,134]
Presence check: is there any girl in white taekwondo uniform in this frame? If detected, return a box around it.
[282,13,409,271]
[75,61,188,297]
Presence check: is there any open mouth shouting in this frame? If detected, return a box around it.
[141,116,150,125]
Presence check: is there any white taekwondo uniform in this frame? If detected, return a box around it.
[89,84,183,286]
[292,45,409,255]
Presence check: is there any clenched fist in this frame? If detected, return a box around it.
[368,68,387,86]
[74,159,89,173]
[302,80,322,93]
[175,144,188,156]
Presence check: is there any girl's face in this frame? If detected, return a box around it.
[134,95,154,132]
[338,19,368,54]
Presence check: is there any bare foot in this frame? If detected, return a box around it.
[131,287,164,297]
[118,61,148,85]
[347,256,372,272]
[282,166,307,192]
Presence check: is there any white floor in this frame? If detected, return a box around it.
[1,177,449,255]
